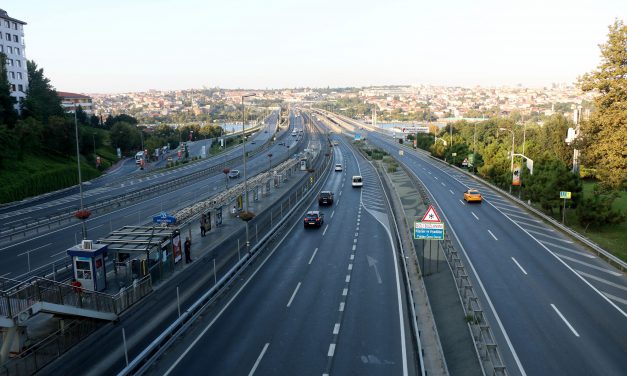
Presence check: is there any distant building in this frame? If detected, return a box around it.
[58,91,94,115]
[0,8,28,112]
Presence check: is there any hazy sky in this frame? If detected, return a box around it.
[4,0,626,93]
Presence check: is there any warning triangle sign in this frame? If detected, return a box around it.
[421,205,441,223]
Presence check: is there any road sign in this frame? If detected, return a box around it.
[421,205,441,223]
[354,133,362,141]
[414,222,445,240]
[512,164,521,186]
[153,212,176,225]
[560,191,572,199]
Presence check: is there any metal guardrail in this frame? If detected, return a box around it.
[0,275,152,322]
[116,130,332,376]
[0,116,287,244]
[363,153,427,376]
[411,148,627,273]
[398,159,508,376]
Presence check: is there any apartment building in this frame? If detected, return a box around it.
[58,92,94,115]
[0,9,27,112]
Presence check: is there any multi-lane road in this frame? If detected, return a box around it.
[350,121,627,375]
[3,107,626,376]
[147,121,419,376]
[0,111,300,280]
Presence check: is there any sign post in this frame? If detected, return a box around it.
[559,191,571,224]
[414,205,445,274]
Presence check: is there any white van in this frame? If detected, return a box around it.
[135,151,144,164]
[351,175,363,187]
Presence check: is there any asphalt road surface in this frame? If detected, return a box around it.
[147,127,418,376]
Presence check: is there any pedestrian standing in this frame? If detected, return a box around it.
[200,215,206,237]
[184,237,192,263]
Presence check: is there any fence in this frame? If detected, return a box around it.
[401,161,508,376]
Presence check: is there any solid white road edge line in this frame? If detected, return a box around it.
[248,343,270,376]
[401,167,528,376]
[550,304,580,337]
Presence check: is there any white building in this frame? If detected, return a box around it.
[0,9,27,112]
[58,92,94,115]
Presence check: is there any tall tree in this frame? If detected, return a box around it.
[0,53,17,127]
[20,60,64,124]
[579,19,627,189]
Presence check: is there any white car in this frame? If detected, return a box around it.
[351,175,363,187]
[335,164,343,172]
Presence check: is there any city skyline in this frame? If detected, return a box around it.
[4,0,626,93]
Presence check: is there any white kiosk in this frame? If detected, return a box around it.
[67,240,108,292]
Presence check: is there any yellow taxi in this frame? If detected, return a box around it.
[463,189,482,203]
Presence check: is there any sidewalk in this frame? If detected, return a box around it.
[151,169,308,291]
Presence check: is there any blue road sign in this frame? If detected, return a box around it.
[414,222,445,240]
[153,212,177,225]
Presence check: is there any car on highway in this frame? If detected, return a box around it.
[318,191,334,206]
[304,210,324,228]
[228,169,241,179]
[463,188,482,203]
[351,175,363,187]
[278,141,285,146]
[334,164,343,172]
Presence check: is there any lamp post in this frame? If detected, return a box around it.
[499,127,515,193]
[241,93,256,251]
[472,122,477,174]
[242,93,256,211]
[74,106,87,239]
[267,153,273,173]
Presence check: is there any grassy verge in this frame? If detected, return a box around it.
[0,154,100,204]
[565,182,627,262]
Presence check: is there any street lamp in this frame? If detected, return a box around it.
[74,106,87,239]
[499,127,515,193]
[267,153,273,173]
[241,93,256,212]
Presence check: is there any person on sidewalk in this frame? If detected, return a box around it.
[184,237,192,263]
[200,215,207,237]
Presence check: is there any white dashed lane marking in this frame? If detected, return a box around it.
[488,230,498,241]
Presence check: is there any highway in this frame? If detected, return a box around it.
[361,128,627,375]
[145,119,419,375]
[0,111,304,280]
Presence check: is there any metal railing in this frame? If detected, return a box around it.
[116,131,332,376]
[400,160,508,376]
[1,275,152,321]
[0,319,103,376]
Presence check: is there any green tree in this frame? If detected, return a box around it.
[0,53,17,127]
[20,60,64,124]
[535,114,573,165]
[579,19,627,189]
[576,185,625,229]
[110,122,141,153]
[524,157,582,215]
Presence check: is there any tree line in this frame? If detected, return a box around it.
[407,20,626,229]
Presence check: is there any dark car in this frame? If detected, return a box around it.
[304,211,324,228]
[318,191,334,206]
